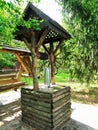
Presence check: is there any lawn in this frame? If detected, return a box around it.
[21,72,98,105]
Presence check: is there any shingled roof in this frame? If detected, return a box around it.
[15,2,71,44]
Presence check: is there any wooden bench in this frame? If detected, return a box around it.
[0,74,26,92]
[0,74,17,85]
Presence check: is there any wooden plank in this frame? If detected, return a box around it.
[22,105,52,119]
[22,100,51,113]
[22,110,51,123]
[21,87,71,130]
[0,79,17,85]
[22,117,52,130]
[53,96,70,108]
[53,112,71,127]
[22,113,52,128]
[0,82,26,92]
[22,89,51,100]
[0,46,31,54]
[53,86,70,96]
[21,97,51,108]
[21,92,52,103]
[53,92,70,102]
[53,116,70,130]
[0,74,16,79]
[53,102,71,117]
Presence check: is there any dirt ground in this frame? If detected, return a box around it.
[0,90,98,130]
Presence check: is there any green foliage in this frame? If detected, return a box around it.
[0,0,41,70]
[0,52,16,68]
[57,0,98,83]
[0,0,41,45]
[23,18,43,30]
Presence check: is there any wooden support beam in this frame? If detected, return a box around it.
[25,56,33,76]
[17,65,23,81]
[54,39,64,54]
[23,38,32,51]
[43,44,50,54]
[35,28,50,53]
[30,33,39,91]
[49,42,55,85]
[23,37,39,91]
[15,53,30,75]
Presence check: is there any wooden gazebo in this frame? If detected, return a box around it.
[15,2,71,91]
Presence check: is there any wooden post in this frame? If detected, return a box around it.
[49,42,55,84]
[23,36,39,91]
[31,32,39,91]
[17,65,23,81]
[23,29,49,91]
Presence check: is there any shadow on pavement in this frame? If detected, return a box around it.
[0,99,21,130]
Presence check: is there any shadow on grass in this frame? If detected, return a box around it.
[71,87,98,105]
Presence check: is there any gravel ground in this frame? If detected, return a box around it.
[0,90,98,130]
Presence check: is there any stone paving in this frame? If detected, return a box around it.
[0,90,98,130]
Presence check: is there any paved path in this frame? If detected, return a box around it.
[71,102,98,130]
[0,91,98,130]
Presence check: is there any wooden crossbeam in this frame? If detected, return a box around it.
[35,28,50,53]
[15,53,30,75]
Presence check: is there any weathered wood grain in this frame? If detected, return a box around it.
[21,86,71,130]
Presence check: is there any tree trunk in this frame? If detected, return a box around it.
[23,36,39,91]
[31,33,39,91]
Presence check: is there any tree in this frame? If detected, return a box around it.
[0,0,40,45]
[57,0,98,83]
[0,0,41,90]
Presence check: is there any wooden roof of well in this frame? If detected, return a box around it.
[15,2,71,44]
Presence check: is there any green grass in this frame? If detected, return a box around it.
[21,77,33,85]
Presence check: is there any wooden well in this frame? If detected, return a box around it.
[14,2,72,130]
[21,86,71,130]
